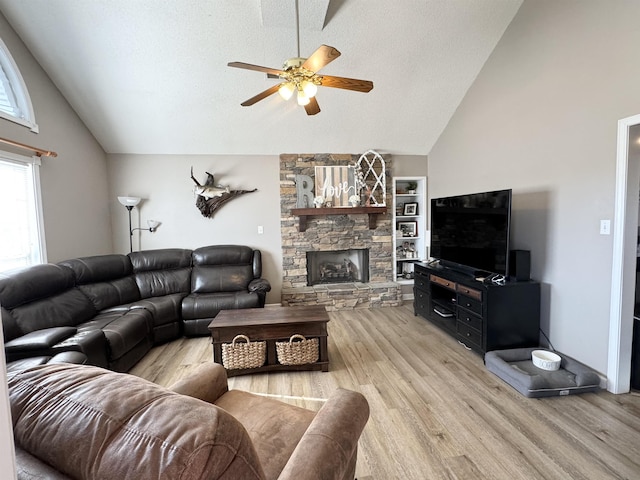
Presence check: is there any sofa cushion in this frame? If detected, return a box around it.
[59,255,141,311]
[0,264,75,309]
[190,246,259,293]
[78,309,152,361]
[16,448,71,480]
[215,390,316,480]
[129,248,193,272]
[181,292,261,320]
[131,294,184,327]
[58,255,133,283]
[130,248,193,297]
[191,265,254,293]
[9,364,267,480]
[192,245,255,267]
[1,306,20,342]
[10,288,96,335]
[7,351,88,374]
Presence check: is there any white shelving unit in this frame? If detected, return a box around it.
[392,176,427,286]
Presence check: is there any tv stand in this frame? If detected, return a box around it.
[413,262,540,354]
[436,260,490,279]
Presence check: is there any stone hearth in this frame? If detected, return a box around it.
[280,153,401,309]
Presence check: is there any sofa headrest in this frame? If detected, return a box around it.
[58,255,132,284]
[129,248,193,272]
[0,264,75,309]
[192,245,254,266]
[58,255,141,311]
[9,364,266,480]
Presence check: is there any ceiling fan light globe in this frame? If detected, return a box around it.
[297,91,310,106]
[301,80,318,98]
[278,82,295,100]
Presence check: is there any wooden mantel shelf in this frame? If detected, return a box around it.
[291,206,387,232]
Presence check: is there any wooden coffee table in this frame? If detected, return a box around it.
[208,305,330,376]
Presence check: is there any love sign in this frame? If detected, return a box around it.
[314,166,357,207]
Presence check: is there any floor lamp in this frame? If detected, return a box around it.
[117,196,141,253]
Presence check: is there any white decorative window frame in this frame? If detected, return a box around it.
[0,37,38,132]
[355,150,386,206]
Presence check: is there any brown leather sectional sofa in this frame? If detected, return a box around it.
[1,244,271,373]
[4,247,372,480]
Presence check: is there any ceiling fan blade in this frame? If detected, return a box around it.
[228,61,285,77]
[302,45,341,73]
[304,97,320,116]
[240,84,281,106]
[320,75,374,93]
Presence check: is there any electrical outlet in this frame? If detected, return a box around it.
[257,225,264,234]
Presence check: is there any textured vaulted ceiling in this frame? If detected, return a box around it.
[0,0,522,155]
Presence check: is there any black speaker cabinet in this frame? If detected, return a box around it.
[509,250,531,282]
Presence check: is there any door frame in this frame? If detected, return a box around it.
[608,113,640,393]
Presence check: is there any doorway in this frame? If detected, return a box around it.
[609,115,640,393]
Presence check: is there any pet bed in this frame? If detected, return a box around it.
[485,347,601,398]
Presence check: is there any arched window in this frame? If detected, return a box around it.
[0,38,44,271]
[0,37,38,132]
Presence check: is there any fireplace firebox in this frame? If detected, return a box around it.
[306,249,369,286]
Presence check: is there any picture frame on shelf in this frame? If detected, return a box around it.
[398,221,418,237]
[403,202,418,216]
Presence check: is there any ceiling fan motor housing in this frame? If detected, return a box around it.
[283,57,306,70]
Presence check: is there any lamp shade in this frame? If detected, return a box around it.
[278,82,295,100]
[117,196,141,207]
[147,219,161,231]
[301,80,317,98]
[297,90,310,106]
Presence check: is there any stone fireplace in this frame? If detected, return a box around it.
[280,153,401,309]
[307,248,369,286]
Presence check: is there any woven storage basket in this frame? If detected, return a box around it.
[276,334,319,366]
[221,334,266,370]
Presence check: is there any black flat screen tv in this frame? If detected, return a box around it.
[430,189,512,276]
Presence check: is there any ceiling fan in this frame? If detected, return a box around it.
[227,2,373,115]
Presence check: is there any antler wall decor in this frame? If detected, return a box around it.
[190,167,257,218]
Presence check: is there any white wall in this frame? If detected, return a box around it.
[393,155,428,178]
[428,0,640,376]
[0,12,112,262]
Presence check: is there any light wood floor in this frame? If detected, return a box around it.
[130,304,640,480]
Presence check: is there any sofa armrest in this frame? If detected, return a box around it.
[248,278,271,294]
[5,326,78,361]
[278,388,369,480]
[168,362,229,403]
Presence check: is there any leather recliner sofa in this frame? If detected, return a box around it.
[1,245,271,373]
[9,362,370,479]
